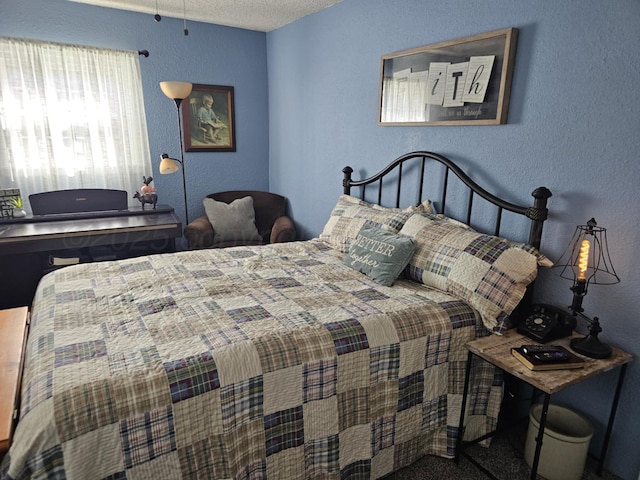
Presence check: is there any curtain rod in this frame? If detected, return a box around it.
[2,37,150,58]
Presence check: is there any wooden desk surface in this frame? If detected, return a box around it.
[467,330,633,395]
[0,207,181,254]
[0,307,29,454]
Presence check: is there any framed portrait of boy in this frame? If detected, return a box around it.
[182,84,236,152]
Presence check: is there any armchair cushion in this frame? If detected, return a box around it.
[183,215,215,249]
[185,190,296,249]
[271,215,296,244]
[203,196,261,244]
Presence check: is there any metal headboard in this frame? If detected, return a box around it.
[342,151,552,250]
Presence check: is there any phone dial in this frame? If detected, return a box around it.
[517,303,577,343]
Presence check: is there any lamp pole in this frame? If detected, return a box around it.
[159,81,192,227]
[174,98,189,225]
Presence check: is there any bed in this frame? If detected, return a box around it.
[1,151,552,480]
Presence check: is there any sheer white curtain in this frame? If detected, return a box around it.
[0,38,152,211]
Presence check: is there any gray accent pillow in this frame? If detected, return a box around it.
[344,225,416,286]
[203,196,262,243]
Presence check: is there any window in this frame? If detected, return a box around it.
[0,38,152,211]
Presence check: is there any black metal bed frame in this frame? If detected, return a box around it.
[342,151,552,250]
[343,151,552,322]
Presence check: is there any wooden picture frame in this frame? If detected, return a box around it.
[182,84,236,152]
[379,28,518,126]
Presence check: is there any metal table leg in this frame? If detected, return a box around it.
[455,350,474,465]
[529,393,551,480]
[597,363,628,476]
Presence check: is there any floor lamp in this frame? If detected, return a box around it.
[159,81,192,225]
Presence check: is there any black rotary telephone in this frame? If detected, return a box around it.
[517,303,577,343]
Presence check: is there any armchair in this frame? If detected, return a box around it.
[184,190,296,249]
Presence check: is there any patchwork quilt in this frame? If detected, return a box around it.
[1,240,502,480]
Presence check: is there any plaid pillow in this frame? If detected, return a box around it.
[418,212,553,268]
[399,214,542,334]
[320,195,430,253]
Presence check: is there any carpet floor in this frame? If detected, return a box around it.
[387,423,621,480]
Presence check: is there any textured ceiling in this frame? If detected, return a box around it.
[67,0,342,32]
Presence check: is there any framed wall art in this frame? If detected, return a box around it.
[182,84,236,152]
[379,28,518,126]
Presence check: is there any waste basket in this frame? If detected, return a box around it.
[524,404,593,480]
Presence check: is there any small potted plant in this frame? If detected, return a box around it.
[8,196,26,218]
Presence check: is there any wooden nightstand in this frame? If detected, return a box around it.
[0,306,29,456]
[455,329,632,480]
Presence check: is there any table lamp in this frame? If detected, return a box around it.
[555,218,619,358]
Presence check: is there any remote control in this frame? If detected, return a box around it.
[534,351,570,362]
[521,344,563,355]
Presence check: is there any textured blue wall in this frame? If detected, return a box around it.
[2,0,639,478]
[0,0,269,238]
[267,1,640,479]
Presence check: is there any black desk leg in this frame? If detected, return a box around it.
[529,393,551,480]
[597,363,628,476]
[455,350,474,465]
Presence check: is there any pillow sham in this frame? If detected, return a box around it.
[344,226,416,286]
[319,195,430,253]
[372,198,434,215]
[412,211,553,267]
[203,196,262,243]
[399,214,543,334]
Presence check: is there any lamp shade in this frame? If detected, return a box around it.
[555,218,619,288]
[159,153,180,174]
[159,81,193,100]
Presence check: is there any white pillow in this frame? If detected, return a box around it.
[203,196,262,243]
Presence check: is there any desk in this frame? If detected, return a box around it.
[0,206,181,254]
[0,206,182,309]
[455,330,632,480]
